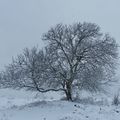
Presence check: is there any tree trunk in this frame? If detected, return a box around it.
[65,82,73,101]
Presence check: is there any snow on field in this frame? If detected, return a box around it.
[0,88,120,120]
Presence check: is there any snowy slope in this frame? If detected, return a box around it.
[0,89,120,120]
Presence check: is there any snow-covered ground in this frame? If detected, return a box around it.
[0,88,120,120]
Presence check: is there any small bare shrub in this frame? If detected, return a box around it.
[112,93,119,106]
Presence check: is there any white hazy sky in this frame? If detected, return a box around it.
[0,0,120,69]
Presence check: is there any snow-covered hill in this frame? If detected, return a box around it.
[0,88,120,120]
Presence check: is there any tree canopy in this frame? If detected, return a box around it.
[0,22,118,101]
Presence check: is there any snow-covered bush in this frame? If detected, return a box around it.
[112,93,120,106]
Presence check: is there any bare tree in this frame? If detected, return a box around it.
[17,47,64,92]
[1,47,64,92]
[42,22,118,101]
[0,22,118,101]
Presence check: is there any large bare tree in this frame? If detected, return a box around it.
[42,22,118,100]
[0,22,118,101]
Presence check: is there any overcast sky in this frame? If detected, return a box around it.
[0,0,120,69]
